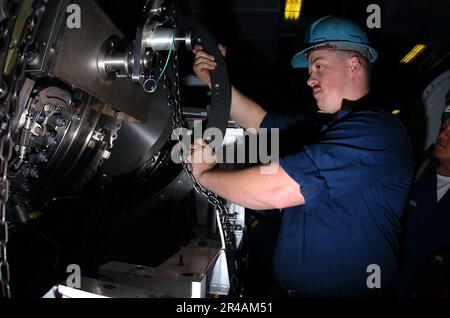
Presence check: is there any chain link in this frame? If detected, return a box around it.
[0,0,45,298]
[156,14,234,249]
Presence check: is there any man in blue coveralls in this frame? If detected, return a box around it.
[189,16,413,297]
[394,101,450,298]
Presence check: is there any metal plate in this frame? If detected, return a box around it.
[57,277,152,298]
[28,0,152,122]
[101,80,171,176]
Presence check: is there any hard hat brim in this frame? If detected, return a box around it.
[291,41,378,68]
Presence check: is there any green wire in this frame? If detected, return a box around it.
[155,31,175,85]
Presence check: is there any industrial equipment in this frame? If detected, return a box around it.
[0,0,239,298]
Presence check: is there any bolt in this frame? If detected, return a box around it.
[91,130,105,142]
[25,50,38,64]
[0,80,8,98]
[21,182,31,192]
[47,135,57,146]
[72,112,81,121]
[32,125,43,136]
[22,167,30,176]
[55,117,66,127]
[29,168,39,179]
[36,113,46,124]
[37,153,48,163]
[9,40,17,49]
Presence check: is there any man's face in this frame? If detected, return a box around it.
[434,118,450,165]
[307,49,350,114]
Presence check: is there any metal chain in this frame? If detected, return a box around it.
[156,15,233,248]
[0,0,45,298]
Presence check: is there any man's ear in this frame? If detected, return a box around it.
[349,55,362,73]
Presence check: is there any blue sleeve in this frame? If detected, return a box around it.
[260,112,317,130]
[279,110,412,209]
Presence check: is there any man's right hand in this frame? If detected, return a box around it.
[192,44,226,89]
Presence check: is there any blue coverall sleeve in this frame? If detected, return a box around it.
[260,112,317,131]
[278,110,412,209]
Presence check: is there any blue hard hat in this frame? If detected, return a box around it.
[291,16,378,68]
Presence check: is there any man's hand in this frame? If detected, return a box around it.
[192,44,226,89]
[186,139,217,181]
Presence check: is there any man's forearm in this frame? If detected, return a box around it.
[196,164,304,210]
[230,86,267,131]
[198,167,278,210]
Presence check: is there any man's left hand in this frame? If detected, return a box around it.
[186,139,217,181]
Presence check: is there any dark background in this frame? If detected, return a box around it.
[99,0,450,154]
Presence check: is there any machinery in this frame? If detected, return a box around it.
[0,0,240,298]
